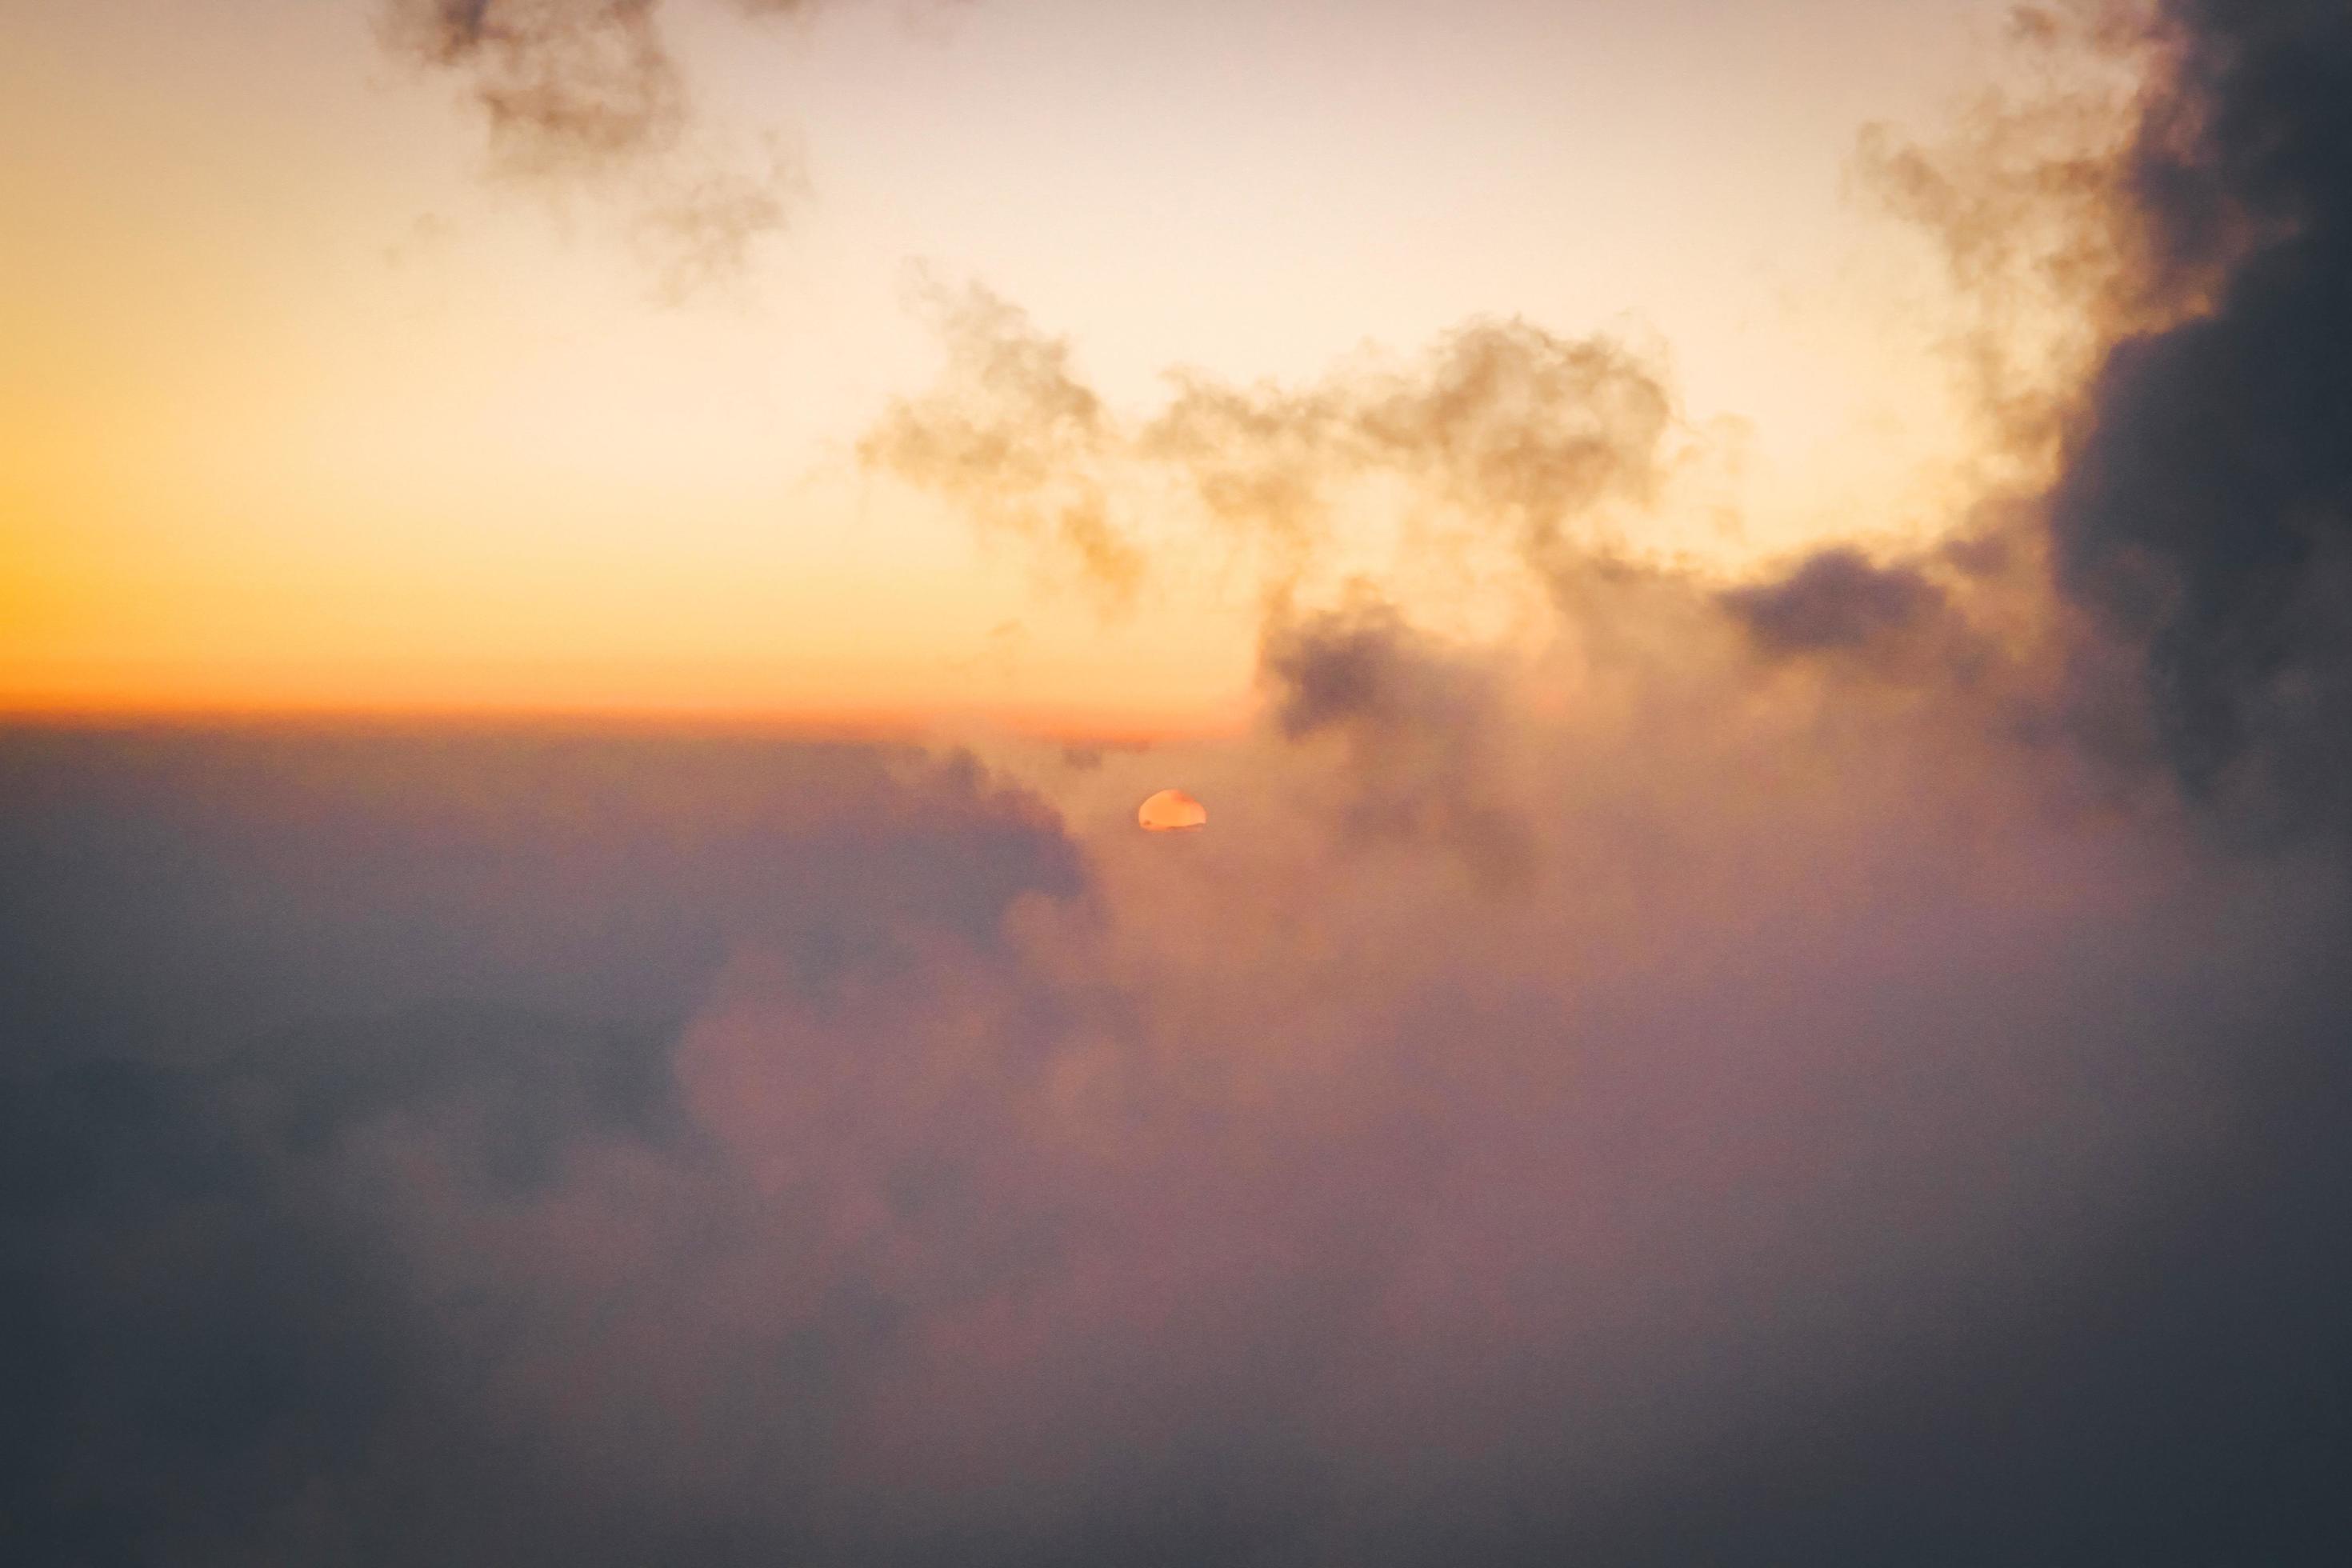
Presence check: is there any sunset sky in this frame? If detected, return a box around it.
[8,4,2352,1566]
[4,0,2048,731]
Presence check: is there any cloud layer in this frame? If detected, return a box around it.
[6,557,2346,1566]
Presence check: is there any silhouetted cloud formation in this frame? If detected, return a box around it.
[2049,0,2352,831]
[1723,546,1948,654]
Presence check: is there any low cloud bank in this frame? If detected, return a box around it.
[5,594,2347,1564]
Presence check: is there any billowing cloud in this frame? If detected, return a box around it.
[1846,0,2352,838]
[1260,602,1534,890]
[0,727,1082,1563]
[2045,0,2352,834]
[6,579,2346,1564]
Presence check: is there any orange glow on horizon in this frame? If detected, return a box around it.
[0,681,1249,749]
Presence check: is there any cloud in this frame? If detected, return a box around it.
[858,282,1142,609]
[9,539,2349,1563]
[860,281,1679,610]
[1146,318,1676,578]
[2044,0,2352,834]
[385,0,697,173]
[0,726,1082,1564]
[381,0,831,290]
[1721,546,1948,655]
[1848,1,2352,836]
[813,12,2352,1550]
[0,726,1078,1076]
[1260,601,1535,890]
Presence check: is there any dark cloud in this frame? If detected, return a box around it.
[0,1019,671,1566]
[1261,602,1534,889]
[2048,0,2352,832]
[1721,546,1949,656]
[0,724,1074,1068]
[0,723,1083,1566]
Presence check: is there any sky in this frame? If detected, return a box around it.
[8,2,2352,1565]
[2,0,2046,732]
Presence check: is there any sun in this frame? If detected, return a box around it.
[1138,789,1208,833]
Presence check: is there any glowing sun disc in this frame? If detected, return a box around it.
[1138,789,1208,833]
